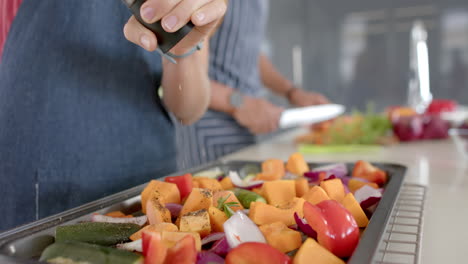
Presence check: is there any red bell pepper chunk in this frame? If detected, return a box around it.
[303,200,359,258]
[163,235,197,264]
[164,173,193,201]
[142,231,167,264]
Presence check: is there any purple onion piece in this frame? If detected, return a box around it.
[165,203,183,219]
[197,251,225,264]
[303,171,321,182]
[293,212,317,239]
[209,237,230,257]
[354,185,383,209]
[311,163,348,178]
[228,171,264,190]
[201,232,225,246]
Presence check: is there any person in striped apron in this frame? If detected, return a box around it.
[176,0,329,169]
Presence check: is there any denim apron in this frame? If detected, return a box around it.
[0,0,177,231]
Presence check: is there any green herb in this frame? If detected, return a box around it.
[217,194,240,218]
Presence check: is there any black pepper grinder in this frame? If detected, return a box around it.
[122,0,194,54]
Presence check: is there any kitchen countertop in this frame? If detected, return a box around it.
[221,128,468,264]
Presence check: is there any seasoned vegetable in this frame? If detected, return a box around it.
[208,206,228,232]
[262,180,296,206]
[179,209,211,237]
[233,188,266,209]
[259,221,302,253]
[40,241,143,264]
[130,223,178,241]
[178,188,213,223]
[55,222,141,246]
[141,180,180,214]
[293,238,344,264]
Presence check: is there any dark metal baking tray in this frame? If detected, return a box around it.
[0,161,406,264]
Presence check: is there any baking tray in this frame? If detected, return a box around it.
[0,161,406,264]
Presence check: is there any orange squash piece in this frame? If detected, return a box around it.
[286,152,309,176]
[259,221,302,253]
[348,178,379,193]
[208,206,228,232]
[212,190,244,212]
[295,178,309,197]
[249,197,305,226]
[257,159,285,181]
[302,186,330,205]
[146,197,171,225]
[320,178,345,202]
[130,222,178,241]
[262,180,296,206]
[160,231,202,251]
[179,209,211,238]
[342,193,369,228]
[193,177,223,192]
[177,188,213,226]
[141,180,181,214]
[293,238,345,264]
[220,177,234,190]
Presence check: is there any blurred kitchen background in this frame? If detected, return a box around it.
[263,0,468,112]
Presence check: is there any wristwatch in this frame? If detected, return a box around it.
[229,90,244,108]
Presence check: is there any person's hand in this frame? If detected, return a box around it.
[123,0,226,54]
[232,97,284,135]
[288,88,329,107]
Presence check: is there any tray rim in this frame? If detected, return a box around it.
[0,160,406,264]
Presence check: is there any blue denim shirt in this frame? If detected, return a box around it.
[0,0,177,231]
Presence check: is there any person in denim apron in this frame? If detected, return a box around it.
[0,0,226,231]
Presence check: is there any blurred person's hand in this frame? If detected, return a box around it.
[123,0,226,54]
[288,88,329,107]
[233,97,284,135]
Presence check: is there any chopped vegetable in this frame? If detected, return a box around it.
[233,188,266,209]
[342,193,369,228]
[179,209,212,237]
[223,211,266,248]
[165,203,183,219]
[259,221,302,253]
[208,206,228,233]
[146,197,171,225]
[303,200,359,258]
[225,242,291,264]
[117,239,143,253]
[209,236,230,257]
[293,212,317,239]
[164,173,193,201]
[141,180,181,214]
[200,232,225,246]
[228,171,264,189]
[55,222,141,246]
[130,223,178,241]
[354,185,383,209]
[293,238,344,264]
[196,251,225,264]
[178,188,213,225]
[352,160,387,186]
[249,198,305,226]
[302,186,330,205]
[310,163,348,178]
[256,159,285,181]
[91,214,147,226]
[40,241,143,264]
[286,152,309,176]
[319,178,345,202]
[262,180,296,206]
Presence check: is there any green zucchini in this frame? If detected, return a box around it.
[40,241,142,264]
[233,188,267,209]
[55,222,141,246]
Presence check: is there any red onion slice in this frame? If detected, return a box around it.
[90,214,147,226]
[311,163,348,178]
[228,171,264,189]
[223,211,266,248]
[165,203,183,219]
[201,232,225,246]
[197,251,225,264]
[209,236,230,257]
[116,239,143,252]
[354,185,382,209]
[293,212,317,239]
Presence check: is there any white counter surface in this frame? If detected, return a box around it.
[221,128,468,264]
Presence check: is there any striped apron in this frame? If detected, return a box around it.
[176,0,269,169]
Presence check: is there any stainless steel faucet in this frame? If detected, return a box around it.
[408,20,433,114]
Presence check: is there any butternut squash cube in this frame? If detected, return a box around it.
[208,206,228,232]
[179,209,211,238]
[146,197,171,225]
[286,152,309,176]
[213,190,244,212]
[141,180,180,214]
[320,178,345,202]
[295,178,310,197]
[193,177,223,192]
[294,238,345,264]
[342,193,369,228]
[302,186,330,205]
[259,222,302,253]
[262,180,296,206]
[249,197,305,226]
